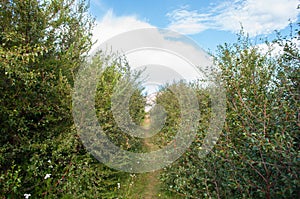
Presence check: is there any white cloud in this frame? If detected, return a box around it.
[166,7,213,34]
[167,0,299,36]
[256,43,283,57]
[256,38,300,57]
[91,0,105,9]
[90,10,215,98]
[91,9,154,53]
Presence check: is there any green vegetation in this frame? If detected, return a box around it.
[0,0,143,198]
[160,32,300,198]
[0,0,299,198]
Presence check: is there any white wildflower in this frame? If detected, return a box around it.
[44,174,51,179]
[47,160,51,163]
[130,174,136,178]
[117,182,120,189]
[24,193,31,199]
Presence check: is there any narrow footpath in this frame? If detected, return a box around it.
[121,115,183,199]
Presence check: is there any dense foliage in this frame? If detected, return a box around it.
[0,0,145,198]
[0,0,299,198]
[160,31,299,198]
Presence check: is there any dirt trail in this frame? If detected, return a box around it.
[121,115,183,198]
[142,115,162,199]
[143,170,161,199]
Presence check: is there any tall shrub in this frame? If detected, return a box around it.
[160,31,299,198]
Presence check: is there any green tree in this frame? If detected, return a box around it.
[0,0,93,161]
[160,30,299,198]
[0,0,94,197]
[0,1,147,196]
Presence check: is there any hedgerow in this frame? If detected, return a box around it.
[160,30,299,198]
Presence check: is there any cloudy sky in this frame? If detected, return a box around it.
[90,0,299,51]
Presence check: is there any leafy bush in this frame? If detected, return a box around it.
[160,30,299,198]
[0,1,146,198]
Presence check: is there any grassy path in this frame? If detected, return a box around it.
[120,115,183,199]
[142,118,162,199]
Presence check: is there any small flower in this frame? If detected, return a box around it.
[117,183,120,189]
[49,165,53,168]
[44,174,51,179]
[130,174,136,178]
[47,160,51,163]
[24,193,31,199]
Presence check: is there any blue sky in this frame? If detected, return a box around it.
[89,0,299,52]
